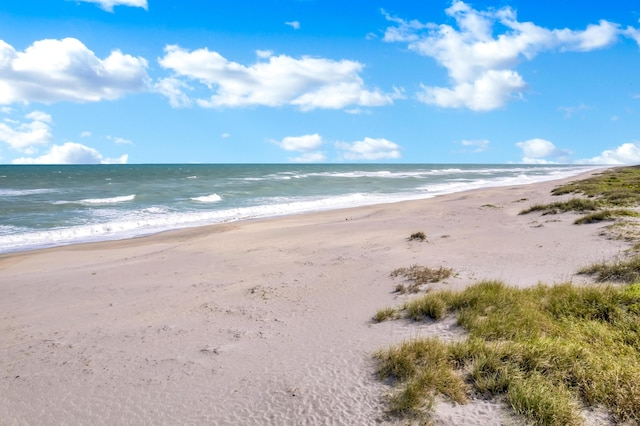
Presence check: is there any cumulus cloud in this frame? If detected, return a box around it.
[0,111,52,153]
[12,142,128,164]
[384,1,625,111]
[418,70,525,111]
[276,133,323,151]
[516,138,571,163]
[154,77,191,108]
[273,133,325,162]
[578,142,640,165]
[0,37,149,105]
[75,0,148,12]
[335,137,402,160]
[157,45,397,110]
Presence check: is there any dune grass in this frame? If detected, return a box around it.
[520,167,640,241]
[519,198,601,215]
[550,166,640,206]
[573,209,639,224]
[374,281,640,425]
[579,255,640,283]
[391,264,453,294]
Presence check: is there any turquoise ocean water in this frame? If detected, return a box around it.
[0,164,597,253]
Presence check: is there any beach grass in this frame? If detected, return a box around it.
[573,209,639,224]
[521,166,640,216]
[408,231,427,241]
[579,255,640,283]
[550,166,640,206]
[374,281,640,425]
[391,264,453,294]
[519,198,601,215]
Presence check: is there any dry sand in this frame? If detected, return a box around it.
[0,170,630,425]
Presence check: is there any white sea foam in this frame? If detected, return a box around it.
[0,188,57,197]
[0,164,601,254]
[80,195,136,205]
[191,194,222,203]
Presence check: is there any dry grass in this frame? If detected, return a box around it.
[391,264,453,294]
[408,231,427,241]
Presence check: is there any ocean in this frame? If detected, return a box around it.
[0,163,597,254]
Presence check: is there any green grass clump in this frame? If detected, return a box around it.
[373,307,397,323]
[519,198,601,215]
[579,255,640,283]
[374,281,640,425]
[551,166,640,207]
[574,209,639,224]
[391,264,453,293]
[375,338,468,417]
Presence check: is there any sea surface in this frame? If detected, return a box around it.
[0,163,598,254]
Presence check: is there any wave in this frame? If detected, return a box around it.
[0,188,58,197]
[80,195,136,205]
[191,193,222,203]
[0,165,600,254]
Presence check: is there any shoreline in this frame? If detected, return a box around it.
[0,165,602,256]
[0,168,626,425]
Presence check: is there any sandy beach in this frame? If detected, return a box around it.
[0,169,629,425]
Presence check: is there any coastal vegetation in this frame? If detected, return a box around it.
[409,231,427,241]
[375,166,640,424]
[390,264,453,294]
[520,166,640,226]
[375,281,640,425]
[579,255,640,284]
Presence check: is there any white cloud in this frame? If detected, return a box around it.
[555,20,620,51]
[418,70,525,111]
[624,26,640,46]
[276,133,323,151]
[274,133,325,162]
[335,137,402,160]
[256,49,273,59]
[285,21,301,30]
[75,0,148,12]
[461,139,489,152]
[109,136,132,145]
[578,142,640,165]
[154,77,192,108]
[12,142,128,164]
[0,111,52,153]
[0,37,149,105]
[221,132,231,139]
[157,45,397,110]
[80,131,92,137]
[516,138,571,163]
[384,1,623,111]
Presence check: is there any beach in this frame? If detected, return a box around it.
[0,169,628,425]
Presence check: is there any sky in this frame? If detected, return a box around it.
[0,0,639,165]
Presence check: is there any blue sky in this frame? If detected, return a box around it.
[0,0,639,164]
